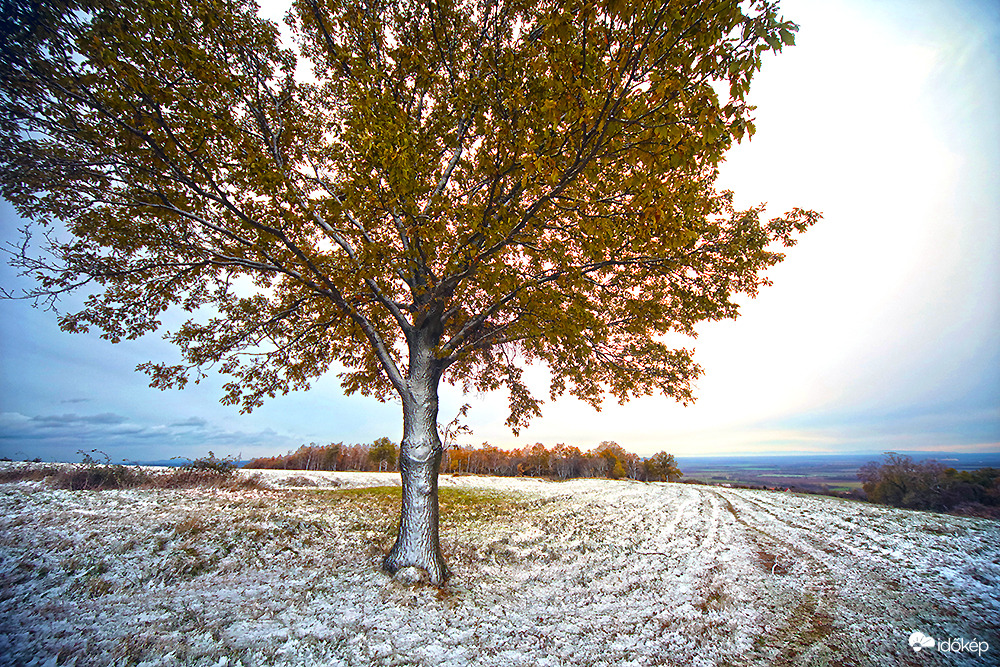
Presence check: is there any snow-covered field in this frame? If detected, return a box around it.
[1,468,998,666]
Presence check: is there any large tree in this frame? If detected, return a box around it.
[0,0,817,583]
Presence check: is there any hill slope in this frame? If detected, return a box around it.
[1,470,997,666]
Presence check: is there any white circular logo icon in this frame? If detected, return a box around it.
[909,632,936,652]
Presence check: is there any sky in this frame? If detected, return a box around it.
[1,0,998,463]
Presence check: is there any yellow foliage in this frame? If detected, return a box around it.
[0,0,817,431]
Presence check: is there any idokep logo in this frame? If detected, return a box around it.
[909,631,990,657]
[909,632,934,652]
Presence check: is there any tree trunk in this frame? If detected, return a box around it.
[383,334,448,584]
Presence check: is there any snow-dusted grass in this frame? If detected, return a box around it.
[1,467,998,666]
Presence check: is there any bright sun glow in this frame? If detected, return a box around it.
[447,0,1000,456]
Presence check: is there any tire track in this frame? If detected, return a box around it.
[715,487,993,666]
[704,488,848,666]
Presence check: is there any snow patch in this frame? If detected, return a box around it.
[1,470,997,665]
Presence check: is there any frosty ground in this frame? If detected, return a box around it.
[1,468,997,666]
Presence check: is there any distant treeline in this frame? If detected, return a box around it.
[245,440,683,482]
[858,453,1000,514]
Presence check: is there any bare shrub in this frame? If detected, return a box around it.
[144,452,261,489]
[151,469,232,488]
[51,452,149,490]
[151,469,264,490]
[177,451,239,475]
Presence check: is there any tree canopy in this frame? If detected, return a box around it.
[2,0,816,430]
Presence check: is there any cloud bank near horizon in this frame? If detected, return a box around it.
[0,410,306,462]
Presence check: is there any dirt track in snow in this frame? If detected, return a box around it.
[1,470,997,666]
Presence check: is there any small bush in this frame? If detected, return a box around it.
[152,469,264,490]
[178,451,239,476]
[138,452,245,489]
[151,469,230,488]
[52,451,149,490]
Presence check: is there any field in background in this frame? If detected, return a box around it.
[675,453,1000,494]
[1,466,998,666]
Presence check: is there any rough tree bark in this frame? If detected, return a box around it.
[383,328,448,584]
